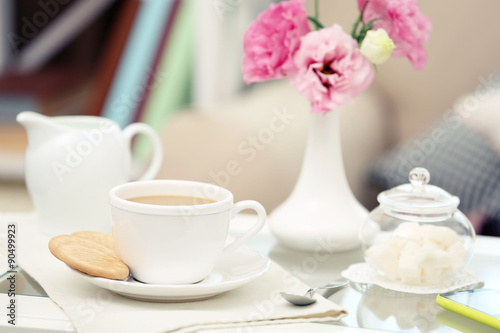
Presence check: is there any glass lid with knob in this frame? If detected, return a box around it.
[377,167,460,222]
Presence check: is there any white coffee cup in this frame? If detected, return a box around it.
[108,180,266,284]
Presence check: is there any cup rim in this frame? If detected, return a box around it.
[109,179,233,215]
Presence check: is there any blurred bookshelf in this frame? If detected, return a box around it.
[0,0,119,181]
[0,0,194,182]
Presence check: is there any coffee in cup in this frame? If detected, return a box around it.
[127,195,216,206]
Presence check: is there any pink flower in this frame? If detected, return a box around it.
[358,0,432,70]
[242,0,311,84]
[289,24,374,113]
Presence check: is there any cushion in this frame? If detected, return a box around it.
[368,121,500,236]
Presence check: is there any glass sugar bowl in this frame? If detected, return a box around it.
[359,167,476,285]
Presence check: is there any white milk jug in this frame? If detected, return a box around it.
[17,111,163,236]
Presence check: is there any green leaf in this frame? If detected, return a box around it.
[307,16,325,30]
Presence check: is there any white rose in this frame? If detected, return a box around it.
[360,28,396,65]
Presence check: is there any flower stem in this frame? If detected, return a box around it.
[351,0,370,40]
[351,18,361,39]
[308,16,324,30]
[315,0,319,21]
[309,0,322,31]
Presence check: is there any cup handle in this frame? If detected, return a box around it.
[123,123,163,181]
[224,200,266,254]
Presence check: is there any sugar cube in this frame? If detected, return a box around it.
[415,248,450,268]
[398,253,421,284]
[365,244,398,278]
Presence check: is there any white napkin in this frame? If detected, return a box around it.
[0,214,347,333]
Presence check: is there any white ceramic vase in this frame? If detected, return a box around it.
[269,110,368,252]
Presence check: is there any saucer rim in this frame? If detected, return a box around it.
[70,247,271,301]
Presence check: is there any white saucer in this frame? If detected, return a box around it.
[71,247,271,302]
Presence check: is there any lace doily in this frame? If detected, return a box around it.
[341,262,484,294]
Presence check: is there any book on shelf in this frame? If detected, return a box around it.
[0,0,14,76]
[132,0,181,124]
[13,0,116,74]
[133,0,194,160]
[85,0,141,117]
[100,0,178,128]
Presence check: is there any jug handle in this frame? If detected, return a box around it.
[123,123,163,181]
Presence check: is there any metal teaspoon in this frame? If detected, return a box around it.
[280,278,349,306]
